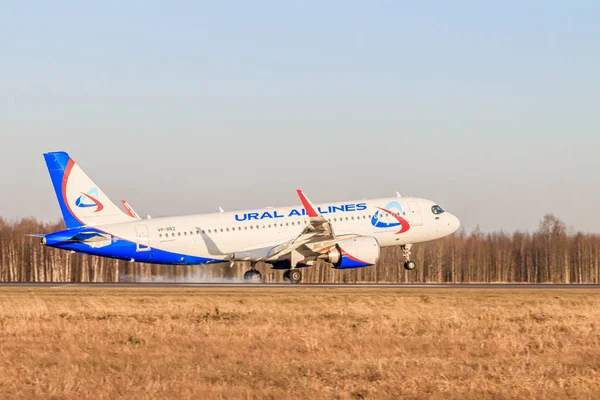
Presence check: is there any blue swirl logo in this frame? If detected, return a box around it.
[371,201,410,234]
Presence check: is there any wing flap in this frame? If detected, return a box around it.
[265,190,338,264]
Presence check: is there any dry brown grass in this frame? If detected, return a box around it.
[0,288,599,399]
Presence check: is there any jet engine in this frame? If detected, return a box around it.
[320,236,380,269]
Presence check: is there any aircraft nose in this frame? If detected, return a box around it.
[448,214,461,233]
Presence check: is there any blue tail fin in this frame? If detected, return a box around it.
[44,152,82,229]
[43,151,134,228]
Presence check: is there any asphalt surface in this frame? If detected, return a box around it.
[0,283,599,289]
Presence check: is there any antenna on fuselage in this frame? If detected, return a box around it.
[219,206,225,213]
[396,191,402,197]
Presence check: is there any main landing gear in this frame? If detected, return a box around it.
[243,263,262,283]
[283,269,302,284]
[402,244,417,271]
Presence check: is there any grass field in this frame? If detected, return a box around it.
[0,288,599,399]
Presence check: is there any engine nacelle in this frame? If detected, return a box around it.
[322,236,380,269]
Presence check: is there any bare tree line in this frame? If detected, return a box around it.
[1,215,599,283]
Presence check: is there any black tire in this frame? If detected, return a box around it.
[404,261,417,271]
[244,270,262,282]
[283,270,291,282]
[288,269,302,284]
[249,270,262,283]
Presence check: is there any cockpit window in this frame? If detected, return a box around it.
[432,205,445,215]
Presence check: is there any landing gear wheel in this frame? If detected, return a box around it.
[243,269,262,283]
[286,269,302,284]
[401,244,416,271]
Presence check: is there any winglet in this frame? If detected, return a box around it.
[121,200,141,219]
[296,190,319,217]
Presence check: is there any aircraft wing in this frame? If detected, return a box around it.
[294,189,335,240]
[121,200,141,219]
[202,190,349,266]
[264,190,339,266]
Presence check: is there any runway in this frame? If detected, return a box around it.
[1,283,599,289]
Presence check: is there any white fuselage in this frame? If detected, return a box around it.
[96,196,460,262]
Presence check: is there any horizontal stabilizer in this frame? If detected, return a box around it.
[71,232,112,243]
[44,230,112,249]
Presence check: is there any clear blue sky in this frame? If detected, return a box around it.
[1,1,599,232]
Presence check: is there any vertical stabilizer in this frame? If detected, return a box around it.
[43,151,135,228]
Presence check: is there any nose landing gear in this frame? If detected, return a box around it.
[402,244,417,271]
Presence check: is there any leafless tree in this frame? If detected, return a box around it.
[0,216,598,283]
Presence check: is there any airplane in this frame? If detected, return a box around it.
[32,151,460,284]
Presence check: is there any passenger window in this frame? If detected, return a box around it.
[178,232,181,236]
[159,234,162,238]
[256,225,259,229]
[172,233,175,237]
[201,230,205,234]
[220,229,223,233]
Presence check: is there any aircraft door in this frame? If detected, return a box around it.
[407,202,423,226]
[135,225,151,252]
